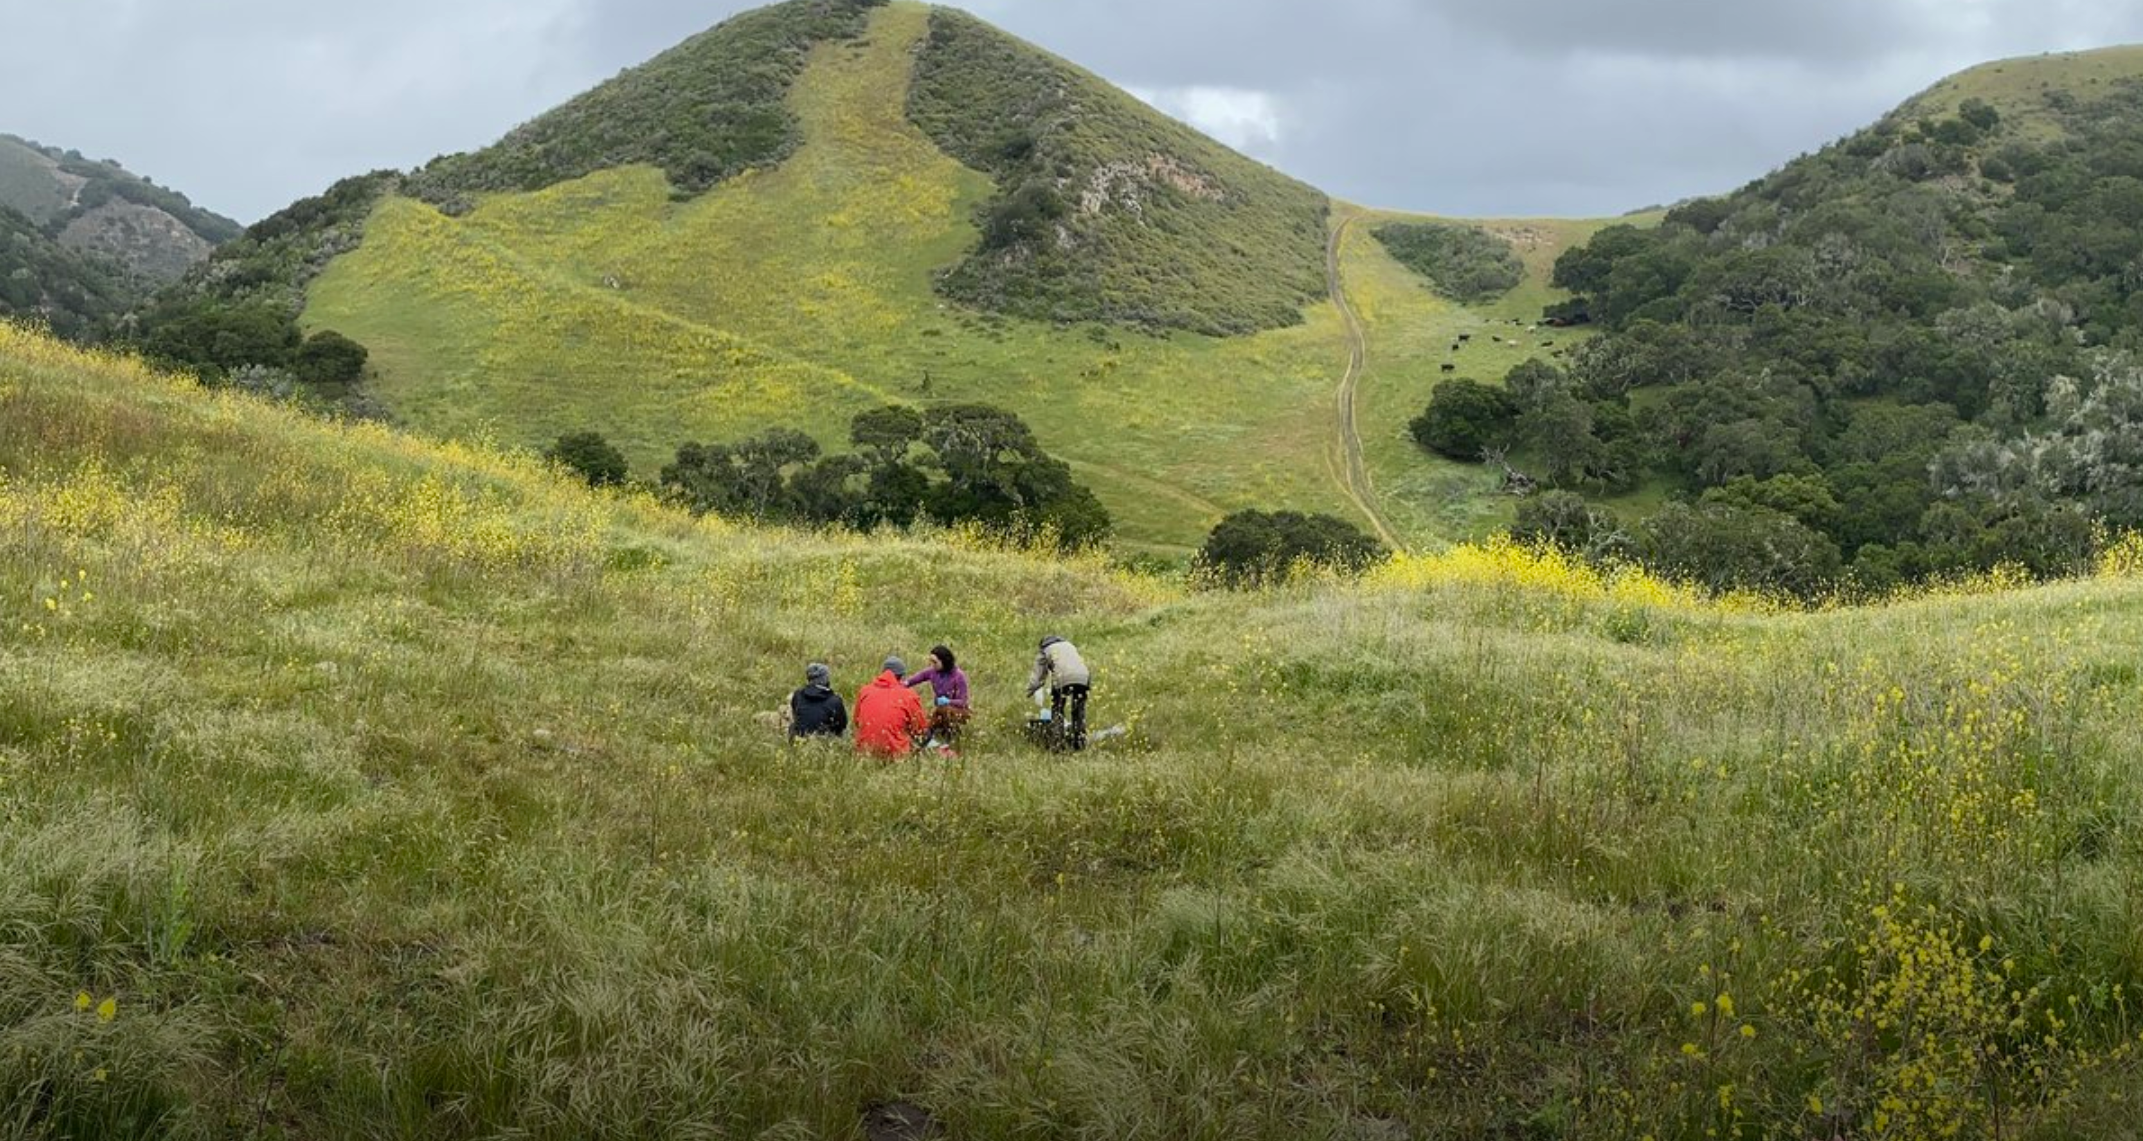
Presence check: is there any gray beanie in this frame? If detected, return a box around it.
[883,656,907,676]
[805,663,831,686]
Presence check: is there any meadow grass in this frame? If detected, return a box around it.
[7,323,2143,1138]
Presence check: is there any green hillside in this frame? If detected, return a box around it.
[1474,46,2143,595]
[407,0,885,206]
[10,321,2143,1137]
[0,204,133,340]
[1339,206,1652,541]
[303,2,1365,555]
[906,8,1329,335]
[1902,45,2143,139]
[151,0,1603,556]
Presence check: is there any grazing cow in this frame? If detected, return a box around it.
[1450,343,1462,353]
[1458,334,1473,343]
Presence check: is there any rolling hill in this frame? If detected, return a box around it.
[155,0,1573,555]
[147,2,2143,575]
[8,319,2143,1136]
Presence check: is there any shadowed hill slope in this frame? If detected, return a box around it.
[0,133,239,284]
[906,7,1329,335]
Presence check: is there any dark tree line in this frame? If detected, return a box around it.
[554,404,1113,551]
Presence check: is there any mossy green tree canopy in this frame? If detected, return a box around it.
[907,8,1330,335]
[1514,77,2143,592]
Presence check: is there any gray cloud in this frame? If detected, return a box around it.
[4,0,2143,224]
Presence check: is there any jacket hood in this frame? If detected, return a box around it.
[797,684,838,702]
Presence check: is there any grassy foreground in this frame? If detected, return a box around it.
[7,323,2143,1139]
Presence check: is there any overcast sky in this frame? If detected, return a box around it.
[7,0,2143,224]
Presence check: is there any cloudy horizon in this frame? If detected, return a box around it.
[6,0,2143,224]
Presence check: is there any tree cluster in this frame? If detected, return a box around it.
[651,403,1112,550]
[1195,510,1385,588]
[1425,83,2143,594]
[1374,222,1525,303]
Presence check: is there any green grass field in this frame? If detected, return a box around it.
[305,3,1627,557]
[10,320,2143,1137]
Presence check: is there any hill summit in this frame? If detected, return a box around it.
[145,0,1359,553]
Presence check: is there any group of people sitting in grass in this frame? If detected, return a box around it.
[788,637,1093,758]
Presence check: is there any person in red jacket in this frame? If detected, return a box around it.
[854,656,929,759]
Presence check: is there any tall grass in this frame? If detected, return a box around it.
[5,322,2143,1137]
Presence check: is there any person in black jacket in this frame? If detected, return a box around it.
[790,663,849,741]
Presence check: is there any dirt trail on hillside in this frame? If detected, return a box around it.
[1326,214,1403,550]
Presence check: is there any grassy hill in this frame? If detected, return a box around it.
[10,321,2143,1137]
[1338,206,1660,541]
[906,8,1330,335]
[160,0,1599,556]
[1901,45,2143,139]
[304,2,1365,555]
[406,0,886,205]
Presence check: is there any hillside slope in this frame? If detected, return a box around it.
[906,8,1329,335]
[153,0,1610,554]
[0,203,134,339]
[9,321,2143,1136]
[0,133,239,284]
[1471,47,2143,593]
[303,2,1362,553]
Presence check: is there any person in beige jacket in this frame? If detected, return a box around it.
[1026,636,1092,751]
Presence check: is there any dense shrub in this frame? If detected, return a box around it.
[1409,379,1518,461]
[662,404,1112,550]
[293,330,368,387]
[1373,222,1525,302]
[1196,510,1386,587]
[0,204,131,340]
[1521,79,2143,591]
[546,432,631,488]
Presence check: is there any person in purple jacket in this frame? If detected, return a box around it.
[904,644,971,748]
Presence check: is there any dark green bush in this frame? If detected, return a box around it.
[547,432,632,489]
[1197,510,1386,587]
[1409,379,1518,461]
[1373,222,1525,302]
